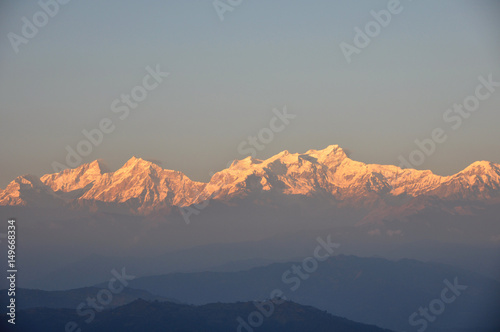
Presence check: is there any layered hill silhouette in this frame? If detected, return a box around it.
[1,299,394,332]
[117,255,500,332]
[3,255,499,332]
[0,287,178,311]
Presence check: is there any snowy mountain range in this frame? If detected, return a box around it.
[1,145,499,220]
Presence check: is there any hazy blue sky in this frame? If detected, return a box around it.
[1,0,499,187]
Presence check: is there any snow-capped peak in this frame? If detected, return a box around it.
[41,159,109,192]
[306,144,346,158]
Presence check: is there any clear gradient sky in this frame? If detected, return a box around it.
[1,0,499,188]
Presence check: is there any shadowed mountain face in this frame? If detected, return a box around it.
[0,299,394,332]
[119,255,500,332]
[1,145,499,221]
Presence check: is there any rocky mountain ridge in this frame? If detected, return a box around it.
[1,145,499,216]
